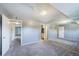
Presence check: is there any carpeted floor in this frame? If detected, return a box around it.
[4,39,79,56]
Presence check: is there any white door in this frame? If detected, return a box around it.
[2,15,10,55]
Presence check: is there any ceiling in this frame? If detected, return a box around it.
[52,3,79,20]
[0,3,79,24]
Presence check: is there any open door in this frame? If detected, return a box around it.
[2,15,10,55]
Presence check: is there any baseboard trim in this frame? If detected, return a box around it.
[21,41,39,46]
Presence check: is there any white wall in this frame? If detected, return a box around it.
[48,29,57,40]
[48,25,57,40]
[2,15,10,55]
[22,26,40,45]
[64,24,79,41]
[10,24,16,41]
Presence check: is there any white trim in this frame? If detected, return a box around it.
[21,20,22,46]
[21,41,39,46]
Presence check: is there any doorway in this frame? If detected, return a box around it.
[41,24,48,40]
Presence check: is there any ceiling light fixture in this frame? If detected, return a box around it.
[40,10,47,16]
[16,22,20,25]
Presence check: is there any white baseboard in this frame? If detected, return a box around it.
[21,41,39,46]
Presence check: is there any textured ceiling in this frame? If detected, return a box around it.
[0,3,74,24]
